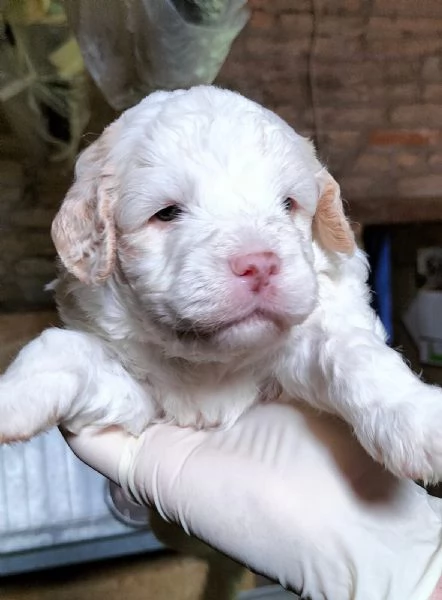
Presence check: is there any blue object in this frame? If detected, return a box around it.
[363,227,393,344]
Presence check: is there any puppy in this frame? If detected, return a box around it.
[1,85,442,488]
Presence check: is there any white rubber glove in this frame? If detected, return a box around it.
[65,403,442,600]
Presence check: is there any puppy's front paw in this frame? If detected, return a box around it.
[0,379,38,443]
[416,386,442,482]
[356,385,442,483]
[0,372,78,444]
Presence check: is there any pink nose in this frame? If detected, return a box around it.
[229,251,281,292]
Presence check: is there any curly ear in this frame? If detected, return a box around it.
[313,170,356,255]
[51,124,120,284]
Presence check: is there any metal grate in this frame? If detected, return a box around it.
[0,428,162,574]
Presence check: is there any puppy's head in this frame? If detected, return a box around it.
[52,86,355,358]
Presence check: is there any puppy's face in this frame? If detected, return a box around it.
[52,87,355,358]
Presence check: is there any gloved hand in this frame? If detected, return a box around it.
[65,403,442,600]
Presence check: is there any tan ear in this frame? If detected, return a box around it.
[313,170,356,255]
[51,124,119,284]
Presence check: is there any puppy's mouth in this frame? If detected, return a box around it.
[216,309,287,332]
[173,309,290,342]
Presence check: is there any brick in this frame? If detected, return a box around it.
[392,104,442,126]
[353,152,391,173]
[347,192,442,225]
[320,131,363,171]
[245,37,311,58]
[249,0,311,13]
[275,105,314,129]
[322,130,362,148]
[383,60,425,82]
[250,10,275,29]
[258,59,307,82]
[225,82,265,104]
[262,79,310,106]
[279,13,313,35]
[369,129,441,146]
[386,83,420,103]
[298,129,316,140]
[318,16,366,37]
[317,0,362,14]
[422,56,442,82]
[369,38,442,59]
[315,36,364,59]
[429,154,442,169]
[317,106,385,127]
[367,16,442,37]
[318,85,386,106]
[423,84,442,102]
[338,176,377,199]
[274,104,298,126]
[313,61,384,87]
[364,176,398,197]
[216,60,248,84]
[398,175,442,197]
[374,0,442,18]
[393,151,427,172]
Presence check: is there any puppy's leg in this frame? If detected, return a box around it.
[0,328,82,442]
[278,325,442,483]
[0,328,154,442]
[150,510,245,600]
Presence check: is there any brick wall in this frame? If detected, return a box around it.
[217,0,442,202]
[1,0,442,310]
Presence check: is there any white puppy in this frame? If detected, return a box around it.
[1,85,442,482]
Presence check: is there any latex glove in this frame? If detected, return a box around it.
[65,403,442,600]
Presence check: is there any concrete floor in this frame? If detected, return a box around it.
[0,311,257,599]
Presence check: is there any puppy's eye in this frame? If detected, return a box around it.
[153,205,183,222]
[283,197,297,212]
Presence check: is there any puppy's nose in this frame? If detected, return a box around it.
[229,251,281,292]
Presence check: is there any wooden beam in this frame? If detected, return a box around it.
[347,197,442,226]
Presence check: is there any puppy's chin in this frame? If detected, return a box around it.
[213,315,288,352]
[170,310,300,359]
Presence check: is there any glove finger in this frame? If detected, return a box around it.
[62,425,133,484]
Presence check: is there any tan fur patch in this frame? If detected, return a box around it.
[51,124,119,284]
[313,174,356,255]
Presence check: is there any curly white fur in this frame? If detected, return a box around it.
[1,86,442,483]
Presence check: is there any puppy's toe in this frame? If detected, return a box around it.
[355,386,442,483]
[383,386,442,483]
[418,388,442,483]
[0,376,65,444]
